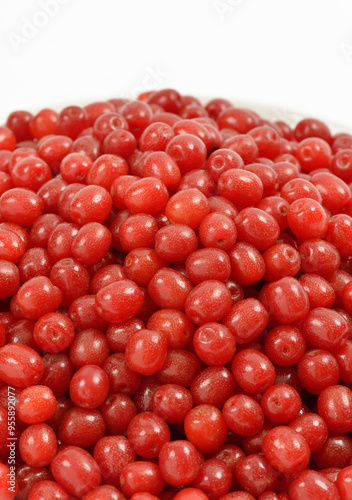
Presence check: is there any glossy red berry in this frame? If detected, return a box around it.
[166,134,207,174]
[193,322,236,365]
[235,454,278,498]
[71,222,112,265]
[298,238,340,278]
[30,108,58,139]
[297,349,340,395]
[28,480,69,500]
[34,312,75,353]
[124,177,169,214]
[236,207,280,251]
[262,426,310,474]
[224,298,269,344]
[148,268,193,311]
[218,169,263,207]
[192,459,232,499]
[125,329,168,376]
[159,440,200,487]
[51,446,101,497]
[227,242,265,286]
[139,123,175,152]
[191,366,236,408]
[289,412,328,453]
[58,406,106,447]
[267,277,309,324]
[287,198,328,240]
[261,384,302,423]
[155,223,198,261]
[69,185,112,225]
[231,349,275,394]
[264,326,306,366]
[0,343,44,387]
[184,404,227,453]
[296,137,331,172]
[223,394,264,437]
[19,423,57,467]
[262,244,301,282]
[289,470,340,500]
[96,279,143,323]
[0,188,44,225]
[18,385,57,424]
[166,188,210,229]
[152,383,193,423]
[93,435,136,487]
[127,411,170,458]
[120,461,165,497]
[16,276,62,320]
[185,280,232,325]
[69,364,109,408]
[301,307,349,351]
[156,349,201,387]
[317,385,352,433]
[199,213,237,251]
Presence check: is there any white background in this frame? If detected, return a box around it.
[1,0,352,130]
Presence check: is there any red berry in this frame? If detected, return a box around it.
[191,366,236,408]
[192,459,232,499]
[124,177,169,214]
[235,454,278,498]
[199,213,237,251]
[18,385,57,424]
[69,185,112,225]
[51,446,101,497]
[289,412,328,452]
[58,407,106,447]
[262,426,310,474]
[236,207,280,251]
[231,349,275,394]
[0,344,44,388]
[289,470,340,500]
[30,108,58,139]
[166,188,210,229]
[159,440,200,487]
[148,268,193,311]
[287,198,328,240]
[297,349,340,395]
[125,329,168,376]
[296,137,332,172]
[71,222,112,265]
[127,411,170,458]
[267,277,309,325]
[264,326,306,366]
[120,461,164,497]
[301,307,349,351]
[16,276,62,320]
[94,435,136,487]
[166,134,207,174]
[224,298,269,344]
[28,480,69,500]
[19,423,57,467]
[261,384,301,423]
[0,188,44,225]
[69,364,109,408]
[185,279,232,325]
[223,394,264,437]
[96,279,143,323]
[34,312,75,353]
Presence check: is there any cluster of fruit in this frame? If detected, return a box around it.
[0,89,352,499]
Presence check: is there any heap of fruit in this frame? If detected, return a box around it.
[1,89,352,499]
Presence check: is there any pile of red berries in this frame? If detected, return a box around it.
[1,89,352,500]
